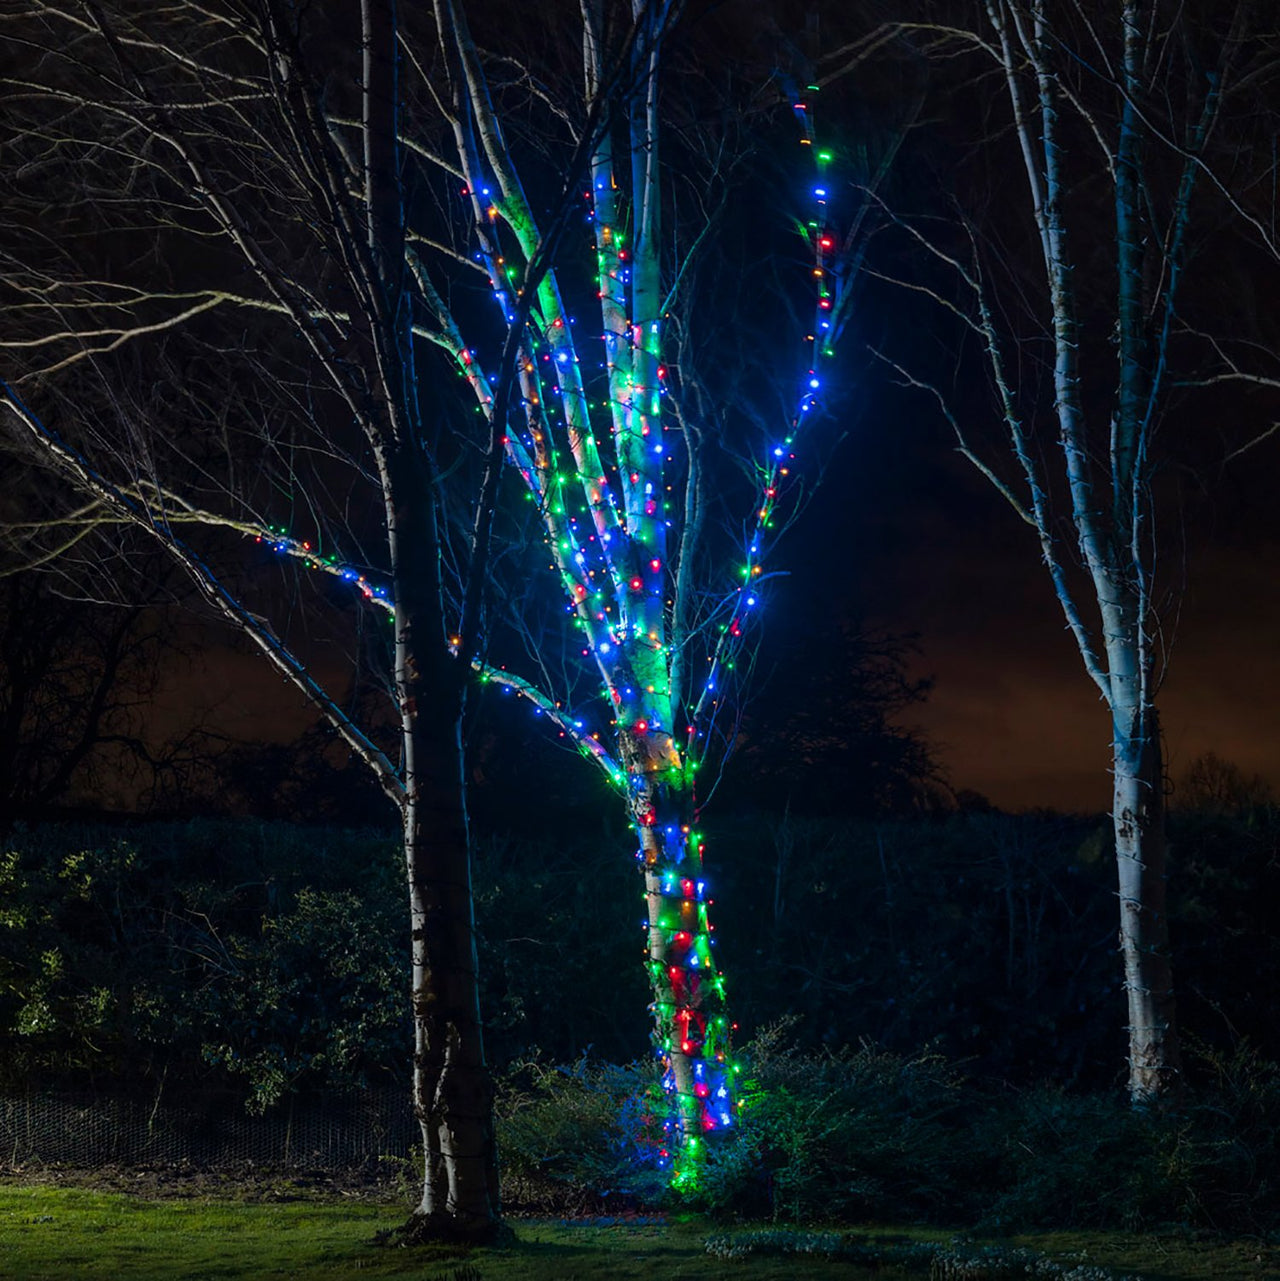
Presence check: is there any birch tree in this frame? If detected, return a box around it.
[422,2,905,1179]
[0,0,572,1234]
[2,0,888,1201]
[850,0,1255,1102]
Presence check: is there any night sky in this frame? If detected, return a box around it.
[824,379,1280,813]
[131,405,1280,819]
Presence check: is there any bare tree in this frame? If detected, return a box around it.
[1,0,906,1201]
[0,568,162,821]
[849,0,1259,1102]
[0,0,547,1233]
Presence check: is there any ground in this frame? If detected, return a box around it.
[0,1183,1277,1280]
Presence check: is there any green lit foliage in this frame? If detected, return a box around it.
[695,1026,976,1222]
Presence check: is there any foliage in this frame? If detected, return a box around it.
[0,821,407,1100]
[978,1045,1280,1234]
[488,1034,1280,1236]
[4,807,1280,1105]
[694,1025,979,1223]
[494,1057,667,1212]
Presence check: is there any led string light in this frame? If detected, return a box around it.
[224,71,842,1182]
[245,523,624,784]
[687,84,838,762]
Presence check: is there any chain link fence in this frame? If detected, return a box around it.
[0,1089,417,1172]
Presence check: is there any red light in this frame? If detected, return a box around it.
[630,576,644,591]
[635,720,649,734]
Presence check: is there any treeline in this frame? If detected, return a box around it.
[2,806,1277,1107]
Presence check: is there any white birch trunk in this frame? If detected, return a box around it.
[1111,700,1179,1102]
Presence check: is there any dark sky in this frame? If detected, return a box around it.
[831,400,1280,813]
[122,411,1280,819]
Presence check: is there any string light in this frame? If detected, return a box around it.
[224,71,841,1183]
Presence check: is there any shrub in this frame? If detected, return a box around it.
[495,1057,668,1212]
[982,1044,1280,1233]
[693,1025,986,1222]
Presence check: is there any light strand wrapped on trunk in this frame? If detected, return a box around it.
[213,63,842,1189]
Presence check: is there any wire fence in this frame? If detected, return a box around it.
[0,1089,417,1172]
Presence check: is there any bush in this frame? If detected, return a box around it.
[694,1025,986,1222]
[495,1057,668,1213]
[488,1033,1280,1234]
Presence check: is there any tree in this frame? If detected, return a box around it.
[404,0,920,1179]
[1175,752,1274,815]
[856,0,1258,1102]
[0,0,524,1233]
[0,0,887,1205]
[735,619,940,816]
[2,0,913,1197]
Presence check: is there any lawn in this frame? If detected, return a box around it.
[0,1184,1276,1280]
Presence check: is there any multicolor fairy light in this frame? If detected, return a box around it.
[233,72,841,1182]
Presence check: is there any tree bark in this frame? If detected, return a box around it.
[624,728,734,1183]
[402,682,500,1230]
[1111,702,1180,1104]
[382,434,500,1233]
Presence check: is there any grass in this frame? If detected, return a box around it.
[0,1184,1276,1281]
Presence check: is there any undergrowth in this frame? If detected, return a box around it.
[493,1030,1280,1235]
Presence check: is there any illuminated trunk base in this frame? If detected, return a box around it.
[630,768,736,1184]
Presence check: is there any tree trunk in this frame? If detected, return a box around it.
[1111,703,1181,1105]
[402,682,500,1232]
[625,729,734,1185]
[384,436,500,1235]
